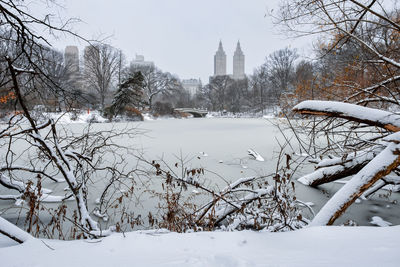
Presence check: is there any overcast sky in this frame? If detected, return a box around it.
[44,0,313,82]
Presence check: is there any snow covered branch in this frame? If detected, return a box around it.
[294,99,400,225]
[276,0,400,227]
[310,139,400,226]
[293,101,400,132]
[0,217,32,244]
[346,75,400,103]
[0,58,101,234]
[298,149,379,187]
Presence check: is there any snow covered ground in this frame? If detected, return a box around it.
[40,110,108,124]
[1,226,399,266]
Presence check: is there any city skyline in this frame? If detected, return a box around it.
[63,41,246,83]
[42,0,313,83]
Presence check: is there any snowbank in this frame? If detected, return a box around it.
[40,111,108,124]
[1,226,399,266]
[142,113,155,121]
[206,111,277,119]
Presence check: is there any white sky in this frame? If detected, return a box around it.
[40,0,313,82]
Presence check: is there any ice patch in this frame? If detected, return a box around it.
[248,149,264,162]
[370,216,392,227]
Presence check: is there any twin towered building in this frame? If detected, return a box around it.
[64,41,246,98]
[214,40,245,80]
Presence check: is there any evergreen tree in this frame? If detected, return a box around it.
[110,71,145,117]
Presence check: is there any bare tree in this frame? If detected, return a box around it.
[0,0,140,242]
[84,43,119,109]
[127,64,180,111]
[250,64,273,113]
[225,78,250,113]
[116,49,126,86]
[36,46,83,111]
[205,75,234,111]
[265,47,298,103]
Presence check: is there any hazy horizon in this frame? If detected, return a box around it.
[37,0,313,82]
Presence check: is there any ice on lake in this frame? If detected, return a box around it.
[1,117,399,228]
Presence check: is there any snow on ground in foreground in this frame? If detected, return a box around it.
[1,226,399,267]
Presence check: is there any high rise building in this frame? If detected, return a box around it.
[130,55,155,69]
[64,45,82,92]
[64,46,79,74]
[233,41,245,80]
[212,41,246,80]
[214,41,227,76]
[182,78,202,96]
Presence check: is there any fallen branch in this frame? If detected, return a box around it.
[293,100,400,132]
[309,138,400,226]
[298,149,379,187]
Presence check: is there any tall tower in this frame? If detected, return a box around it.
[233,41,245,80]
[64,46,79,74]
[214,41,226,76]
[64,46,81,91]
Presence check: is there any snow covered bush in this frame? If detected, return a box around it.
[221,172,305,232]
[146,156,307,232]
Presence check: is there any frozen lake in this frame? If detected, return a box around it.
[128,118,400,226]
[1,117,399,233]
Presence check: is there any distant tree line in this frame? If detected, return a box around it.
[0,28,323,117]
[0,38,185,118]
[3,4,396,119]
[191,41,387,115]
